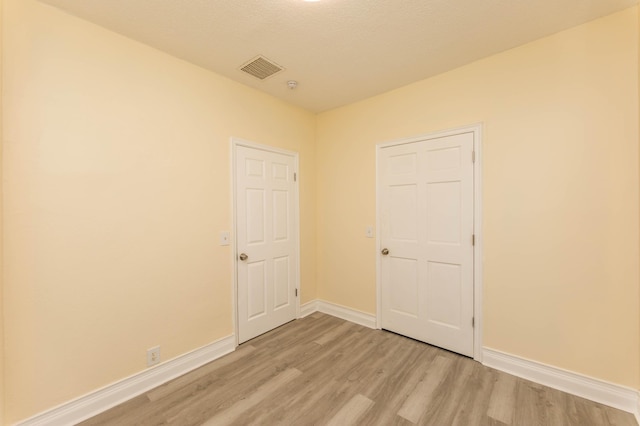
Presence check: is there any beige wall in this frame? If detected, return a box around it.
[3,0,316,422]
[317,7,640,388]
[3,0,640,423]
[0,0,4,421]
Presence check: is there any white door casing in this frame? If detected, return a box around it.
[234,141,299,344]
[378,129,478,357]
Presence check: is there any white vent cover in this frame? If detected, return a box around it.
[239,55,284,80]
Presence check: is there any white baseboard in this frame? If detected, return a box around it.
[27,313,636,425]
[17,335,236,426]
[303,304,638,419]
[300,299,376,329]
[483,347,639,416]
[300,300,319,318]
[316,300,376,329]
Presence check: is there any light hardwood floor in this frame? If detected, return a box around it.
[80,313,637,425]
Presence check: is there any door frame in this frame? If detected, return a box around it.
[231,138,301,346]
[375,124,484,361]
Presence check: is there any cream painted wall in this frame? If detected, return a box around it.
[0,0,4,421]
[317,8,640,388]
[3,0,316,423]
[3,0,639,422]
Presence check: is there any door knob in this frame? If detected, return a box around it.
[381,248,389,256]
[239,253,248,261]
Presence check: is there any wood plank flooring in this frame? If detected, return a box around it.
[80,313,637,426]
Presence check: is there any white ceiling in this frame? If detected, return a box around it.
[39,0,637,112]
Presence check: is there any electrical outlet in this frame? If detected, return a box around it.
[147,346,161,367]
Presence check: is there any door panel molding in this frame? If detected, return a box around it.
[375,124,483,361]
[232,138,300,346]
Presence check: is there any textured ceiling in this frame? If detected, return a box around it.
[38,0,638,112]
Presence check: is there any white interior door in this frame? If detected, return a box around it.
[236,144,298,343]
[379,132,474,356]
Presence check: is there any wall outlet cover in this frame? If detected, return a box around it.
[147,346,161,367]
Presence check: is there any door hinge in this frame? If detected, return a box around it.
[294,172,297,182]
[295,288,298,297]
[472,234,475,246]
[472,317,475,327]
[472,151,476,163]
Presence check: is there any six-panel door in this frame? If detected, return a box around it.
[379,132,474,356]
[236,145,298,343]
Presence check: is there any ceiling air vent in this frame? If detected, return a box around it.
[239,55,284,80]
